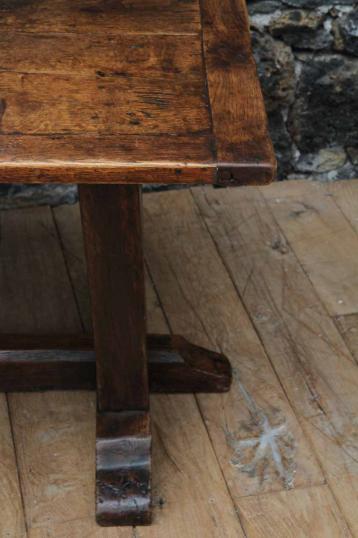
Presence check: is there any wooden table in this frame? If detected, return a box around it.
[0,0,275,527]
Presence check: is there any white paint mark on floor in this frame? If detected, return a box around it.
[225,369,296,489]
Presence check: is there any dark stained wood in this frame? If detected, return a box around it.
[0,0,274,185]
[0,347,95,392]
[80,184,151,525]
[0,0,201,35]
[0,163,214,185]
[0,0,273,528]
[0,334,232,393]
[147,334,231,393]
[0,70,209,135]
[0,32,202,75]
[79,184,148,412]
[200,0,276,185]
[96,411,151,526]
[0,132,215,183]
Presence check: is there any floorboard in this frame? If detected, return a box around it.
[262,180,358,316]
[143,191,325,516]
[192,184,358,536]
[327,180,358,236]
[0,180,357,537]
[0,394,26,537]
[54,204,246,538]
[335,314,358,365]
[238,485,351,538]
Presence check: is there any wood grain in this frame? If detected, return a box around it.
[79,185,148,412]
[327,179,358,234]
[1,181,357,535]
[82,185,152,522]
[0,74,209,136]
[0,0,274,185]
[192,184,358,535]
[0,207,97,533]
[52,204,92,331]
[0,161,215,185]
[200,0,276,185]
[0,394,26,537]
[238,485,351,538]
[262,180,358,316]
[0,198,245,535]
[0,32,204,76]
[55,204,246,536]
[0,0,201,35]
[143,189,323,499]
[0,132,215,184]
[335,314,358,365]
[0,333,231,393]
[0,198,28,538]
[0,207,80,334]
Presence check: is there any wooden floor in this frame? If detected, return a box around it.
[1,179,358,538]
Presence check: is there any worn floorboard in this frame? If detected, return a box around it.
[238,485,351,538]
[327,180,358,236]
[0,180,357,537]
[51,204,246,537]
[335,314,358,366]
[144,189,324,501]
[192,183,358,536]
[262,180,358,317]
[0,394,26,537]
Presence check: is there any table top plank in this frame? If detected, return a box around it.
[0,132,215,183]
[0,33,210,136]
[0,31,203,78]
[0,0,201,35]
[0,0,275,185]
[0,72,209,135]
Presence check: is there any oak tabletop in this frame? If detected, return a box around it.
[0,0,276,185]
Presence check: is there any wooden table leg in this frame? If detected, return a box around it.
[79,184,151,526]
[0,185,233,528]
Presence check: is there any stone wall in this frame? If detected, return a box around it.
[0,2,357,207]
[249,0,358,179]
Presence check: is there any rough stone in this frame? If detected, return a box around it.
[267,110,294,179]
[347,146,358,166]
[248,1,283,15]
[281,0,356,7]
[252,31,296,110]
[0,184,78,209]
[337,10,358,55]
[269,10,333,49]
[333,161,357,179]
[288,54,358,153]
[314,161,357,180]
[0,183,183,208]
[295,146,347,172]
[289,161,356,180]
